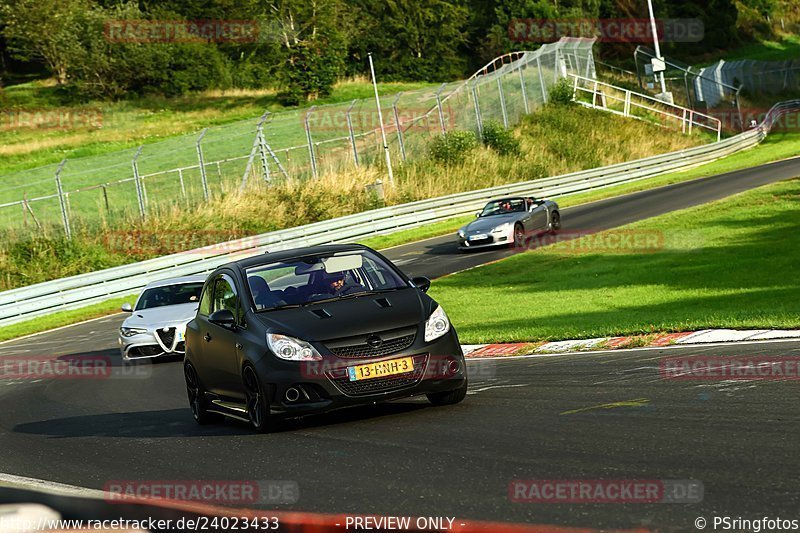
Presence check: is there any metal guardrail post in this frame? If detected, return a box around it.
[131,147,146,220]
[54,159,71,239]
[470,82,483,140]
[196,129,210,201]
[304,106,318,178]
[435,83,448,134]
[519,66,529,114]
[346,100,359,167]
[392,93,406,161]
[497,77,509,128]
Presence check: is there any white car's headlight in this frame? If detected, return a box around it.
[120,327,147,338]
[491,222,511,234]
[424,305,451,342]
[267,333,322,361]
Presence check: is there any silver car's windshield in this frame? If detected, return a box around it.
[247,250,408,312]
[135,283,204,311]
[480,198,526,216]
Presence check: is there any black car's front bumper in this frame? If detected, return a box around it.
[254,331,466,416]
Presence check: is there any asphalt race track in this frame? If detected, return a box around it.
[1,156,800,530]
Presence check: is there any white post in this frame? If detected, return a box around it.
[647,0,668,95]
[368,53,394,185]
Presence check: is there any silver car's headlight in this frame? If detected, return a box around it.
[491,222,511,234]
[267,333,322,361]
[424,305,451,342]
[120,327,147,338]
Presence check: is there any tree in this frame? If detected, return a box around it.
[270,0,348,103]
[0,0,88,85]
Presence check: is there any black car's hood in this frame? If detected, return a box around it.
[254,288,430,342]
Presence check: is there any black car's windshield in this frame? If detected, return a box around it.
[135,283,203,310]
[480,198,527,216]
[246,250,409,311]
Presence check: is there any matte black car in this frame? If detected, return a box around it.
[183,244,467,432]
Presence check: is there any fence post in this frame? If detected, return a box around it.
[392,93,406,161]
[256,112,271,182]
[102,185,109,214]
[471,82,483,140]
[304,106,318,178]
[131,146,146,220]
[263,140,290,181]
[196,129,210,201]
[496,77,508,128]
[435,83,448,134]
[346,100,359,167]
[624,91,631,117]
[55,159,71,239]
[178,169,187,199]
[537,56,548,104]
[518,66,529,114]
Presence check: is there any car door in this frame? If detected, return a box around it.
[201,272,244,398]
[527,201,549,232]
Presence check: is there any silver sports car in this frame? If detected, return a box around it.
[457,196,560,250]
[118,275,206,361]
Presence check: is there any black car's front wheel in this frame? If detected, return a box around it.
[184,362,220,425]
[427,377,468,406]
[243,365,271,433]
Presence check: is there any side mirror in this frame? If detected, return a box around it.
[209,309,236,327]
[475,212,481,218]
[411,276,431,293]
[121,303,133,312]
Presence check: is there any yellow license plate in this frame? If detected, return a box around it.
[347,357,414,381]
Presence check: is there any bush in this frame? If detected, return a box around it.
[548,78,575,106]
[481,120,521,156]
[429,130,478,165]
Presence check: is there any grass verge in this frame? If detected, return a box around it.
[429,178,800,343]
[0,295,134,343]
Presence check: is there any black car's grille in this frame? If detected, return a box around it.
[156,328,176,349]
[327,354,428,397]
[325,327,417,359]
[328,334,415,358]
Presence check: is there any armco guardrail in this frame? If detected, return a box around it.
[0,100,797,327]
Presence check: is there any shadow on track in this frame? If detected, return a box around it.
[12,402,433,438]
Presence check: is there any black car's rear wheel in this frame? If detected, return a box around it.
[184,363,220,425]
[427,377,468,406]
[243,366,271,433]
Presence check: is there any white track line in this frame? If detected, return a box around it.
[0,472,105,499]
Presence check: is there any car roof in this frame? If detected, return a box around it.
[220,243,370,271]
[142,275,208,290]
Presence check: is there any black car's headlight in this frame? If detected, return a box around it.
[120,327,147,338]
[267,333,323,361]
[457,229,466,238]
[424,305,451,342]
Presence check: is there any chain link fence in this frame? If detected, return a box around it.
[0,37,597,239]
